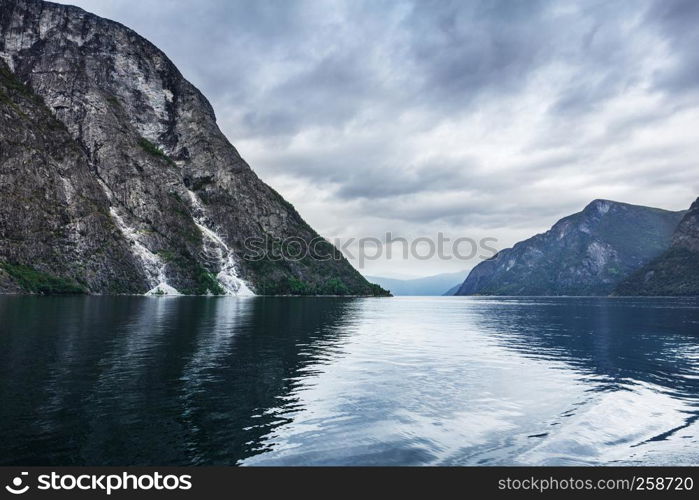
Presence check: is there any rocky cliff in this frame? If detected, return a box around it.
[614,198,699,296]
[456,200,685,296]
[0,0,387,296]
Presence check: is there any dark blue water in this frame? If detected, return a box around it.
[0,296,698,466]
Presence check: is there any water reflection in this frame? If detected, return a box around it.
[0,296,358,465]
[465,297,699,465]
[0,296,698,465]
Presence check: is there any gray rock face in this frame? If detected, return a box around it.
[614,197,699,296]
[0,61,146,293]
[0,0,386,295]
[456,200,685,296]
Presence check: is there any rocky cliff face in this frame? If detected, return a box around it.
[456,200,685,296]
[614,198,699,296]
[0,0,386,296]
[0,61,146,294]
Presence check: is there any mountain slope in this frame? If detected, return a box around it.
[614,197,699,296]
[0,61,146,294]
[365,270,469,296]
[456,200,685,296]
[0,0,386,296]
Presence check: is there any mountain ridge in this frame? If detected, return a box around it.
[456,199,686,296]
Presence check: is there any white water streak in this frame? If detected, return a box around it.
[108,207,180,296]
[187,190,254,296]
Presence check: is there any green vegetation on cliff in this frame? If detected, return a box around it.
[0,262,86,294]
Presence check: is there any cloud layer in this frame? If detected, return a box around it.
[56,0,699,276]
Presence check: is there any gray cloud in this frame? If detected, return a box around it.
[54,0,699,275]
[404,0,553,105]
[647,0,699,94]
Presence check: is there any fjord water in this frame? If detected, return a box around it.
[0,296,698,466]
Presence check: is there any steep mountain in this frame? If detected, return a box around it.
[456,200,685,296]
[442,284,461,296]
[614,197,699,296]
[365,270,469,296]
[0,61,144,294]
[0,0,387,296]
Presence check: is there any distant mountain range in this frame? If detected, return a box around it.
[456,199,692,296]
[366,270,469,296]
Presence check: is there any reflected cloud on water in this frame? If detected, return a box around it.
[0,296,698,466]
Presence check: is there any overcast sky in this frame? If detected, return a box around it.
[56,0,699,277]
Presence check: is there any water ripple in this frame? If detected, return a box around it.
[0,296,698,465]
